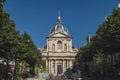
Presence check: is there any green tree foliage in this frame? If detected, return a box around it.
[93,52,103,71]
[0,0,22,61]
[22,32,42,75]
[0,1,42,79]
[77,7,120,63]
[94,8,120,55]
[0,0,26,79]
[76,44,94,63]
[76,7,120,77]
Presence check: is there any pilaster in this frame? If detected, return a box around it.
[62,60,64,73]
[55,60,57,74]
[48,60,50,73]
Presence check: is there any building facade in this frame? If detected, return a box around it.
[41,16,78,74]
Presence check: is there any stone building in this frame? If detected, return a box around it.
[40,16,78,74]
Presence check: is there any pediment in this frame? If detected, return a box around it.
[48,32,71,38]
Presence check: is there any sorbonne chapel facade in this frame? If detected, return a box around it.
[40,16,78,74]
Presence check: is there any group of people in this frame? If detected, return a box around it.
[47,73,64,80]
[47,73,55,80]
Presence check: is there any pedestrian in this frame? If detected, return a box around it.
[48,73,54,80]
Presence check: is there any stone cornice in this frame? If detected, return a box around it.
[46,32,72,38]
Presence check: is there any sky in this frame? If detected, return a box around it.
[4,0,120,48]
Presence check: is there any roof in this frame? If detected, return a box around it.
[49,16,70,36]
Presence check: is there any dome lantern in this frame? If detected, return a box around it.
[57,16,61,23]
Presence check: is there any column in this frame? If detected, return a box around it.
[46,60,48,69]
[50,60,52,73]
[69,60,72,68]
[65,60,67,70]
[68,60,70,68]
[54,60,55,73]
[67,60,70,68]
[62,60,64,73]
[67,60,69,69]
[48,60,50,73]
[55,60,57,74]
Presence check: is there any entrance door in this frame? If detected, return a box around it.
[57,65,62,74]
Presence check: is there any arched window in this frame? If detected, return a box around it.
[57,41,62,49]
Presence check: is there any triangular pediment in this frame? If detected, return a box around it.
[48,32,72,38]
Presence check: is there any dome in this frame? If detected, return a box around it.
[50,16,69,35]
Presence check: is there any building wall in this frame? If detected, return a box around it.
[47,37,72,52]
[40,16,78,74]
[41,34,78,74]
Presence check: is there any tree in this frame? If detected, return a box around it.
[76,38,98,64]
[93,8,120,78]
[0,0,26,79]
[0,1,42,79]
[93,52,103,74]
[94,8,120,55]
[76,7,120,78]
[22,32,42,75]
